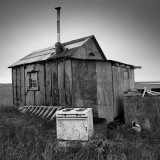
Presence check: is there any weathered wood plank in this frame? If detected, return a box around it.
[65,60,72,106]
[96,61,114,121]
[112,66,120,119]
[16,67,21,106]
[72,60,83,107]
[119,67,125,110]
[35,63,45,106]
[112,66,126,119]
[124,68,130,92]
[51,61,58,105]
[72,60,98,116]
[20,66,25,105]
[58,61,64,105]
[12,68,17,105]
[11,69,14,105]
[45,62,52,105]
[82,61,97,106]
[129,69,135,89]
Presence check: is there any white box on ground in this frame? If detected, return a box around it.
[56,108,93,141]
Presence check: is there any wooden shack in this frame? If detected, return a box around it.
[9,35,135,122]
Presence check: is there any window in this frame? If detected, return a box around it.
[124,69,129,79]
[28,71,38,90]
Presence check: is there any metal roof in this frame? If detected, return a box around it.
[9,35,96,68]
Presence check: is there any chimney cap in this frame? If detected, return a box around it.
[55,7,61,10]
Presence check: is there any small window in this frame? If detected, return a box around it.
[28,71,38,90]
[124,69,129,79]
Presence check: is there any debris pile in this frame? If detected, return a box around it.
[124,88,160,97]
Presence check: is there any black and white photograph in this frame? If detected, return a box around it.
[0,0,160,159]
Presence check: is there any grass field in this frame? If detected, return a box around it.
[1,106,160,160]
[0,83,160,159]
[0,84,12,107]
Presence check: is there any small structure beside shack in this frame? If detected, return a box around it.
[9,7,138,122]
[124,90,160,131]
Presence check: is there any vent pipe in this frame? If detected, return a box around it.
[55,7,63,54]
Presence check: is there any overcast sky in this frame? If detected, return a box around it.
[1,0,160,83]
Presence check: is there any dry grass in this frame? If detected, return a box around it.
[0,84,160,159]
[0,84,12,107]
[0,106,160,160]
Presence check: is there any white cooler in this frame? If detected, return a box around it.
[56,108,93,142]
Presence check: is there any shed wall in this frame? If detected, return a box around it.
[96,61,114,121]
[112,65,135,119]
[12,60,72,107]
[72,60,98,116]
[12,66,25,106]
[71,59,114,121]
[12,59,134,122]
[72,38,104,60]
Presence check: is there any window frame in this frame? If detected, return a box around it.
[27,71,39,91]
[124,69,129,79]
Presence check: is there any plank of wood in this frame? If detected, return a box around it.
[112,65,120,119]
[129,69,135,89]
[72,60,98,117]
[12,68,17,105]
[96,61,114,121]
[45,62,52,105]
[119,67,125,111]
[16,67,21,106]
[72,60,83,107]
[112,66,126,119]
[20,66,25,105]
[82,61,97,106]
[58,61,64,105]
[35,63,45,106]
[51,61,58,105]
[124,68,130,92]
[65,60,72,106]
